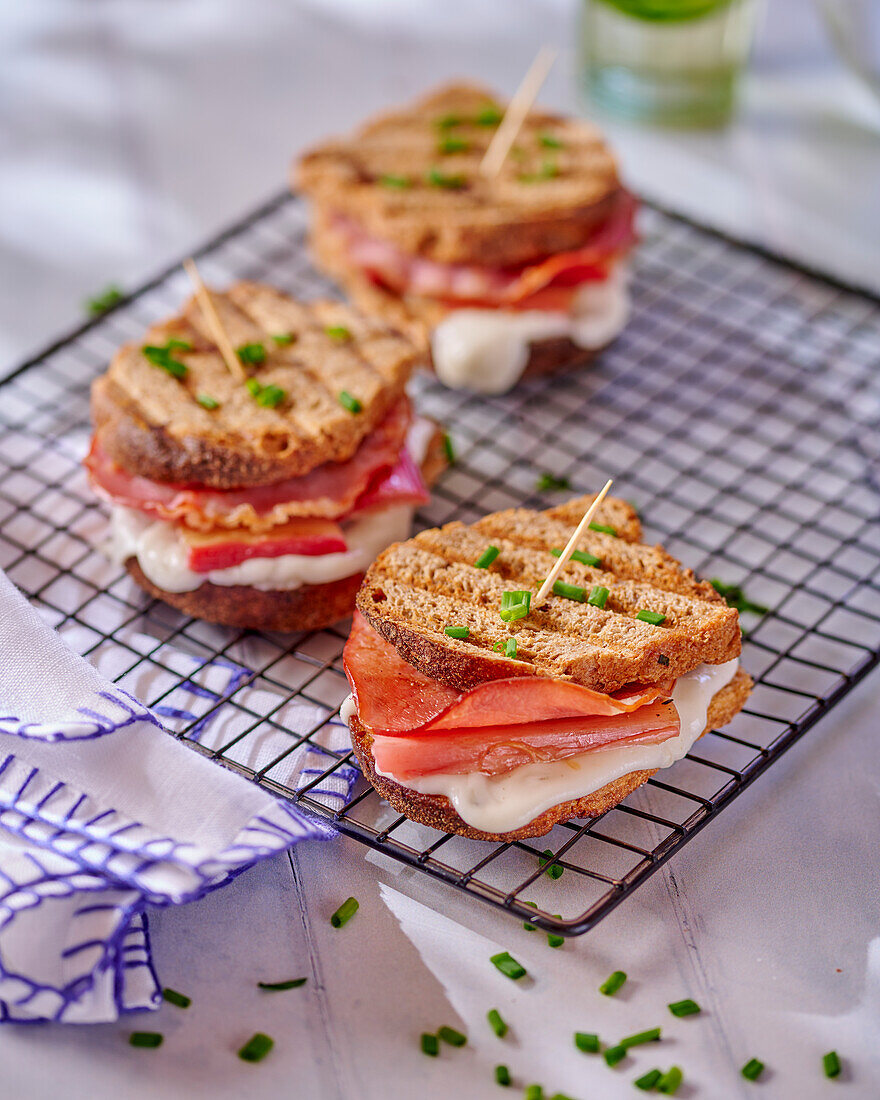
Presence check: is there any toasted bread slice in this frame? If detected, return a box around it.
[92,281,421,489]
[296,82,623,268]
[357,496,740,695]
[349,668,753,841]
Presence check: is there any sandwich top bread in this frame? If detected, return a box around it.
[85,280,446,631]
[296,84,637,395]
[341,495,752,840]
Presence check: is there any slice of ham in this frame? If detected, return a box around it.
[343,613,678,778]
[182,517,348,573]
[86,399,426,531]
[337,190,637,311]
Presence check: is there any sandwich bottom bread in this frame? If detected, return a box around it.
[340,495,752,841]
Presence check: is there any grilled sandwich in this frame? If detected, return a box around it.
[342,495,751,840]
[86,280,446,631]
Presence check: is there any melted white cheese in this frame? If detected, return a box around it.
[351,658,738,834]
[430,266,630,394]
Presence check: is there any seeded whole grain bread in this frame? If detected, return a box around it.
[348,668,752,841]
[91,281,422,489]
[295,83,623,268]
[357,495,741,696]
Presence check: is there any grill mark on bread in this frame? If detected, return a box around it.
[357,495,741,694]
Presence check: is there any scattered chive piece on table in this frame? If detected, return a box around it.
[271,332,295,346]
[523,900,538,931]
[86,285,124,315]
[476,104,503,126]
[256,384,286,408]
[539,132,564,148]
[257,978,307,991]
[547,930,564,949]
[634,1069,662,1091]
[421,1032,439,1057]
[604,1044,627,1067]
[636,609,666,626]
[499,590,531,623]
[443,433,456,463]
[438,1026,467,1047]
[475,545,500,569]
[426,167,466,189]
[620,1027,661,1049]
[162,987,191,1009]
[196,393,219,410]
[487,1008,508,1038]
[539,850,564,879]
[552,580,586,603]
[129,1031,163,1049]
[379,173,412,189]
[536,473,570,492]
[550,547,602,568]
[438,136,469,154]
[711,578,769,615]
[444,625,470,639]
[667,998,700,1017]
[657,1066,683,1094]
[599,970,627,996]
[142,344,188,379]
[236,342,266,365]
[505,637,517,659]
[325,325,352,342]
[238,1033,274,1063]
[524,1086,544,1100]
[589,521,617,536]
[549,1094,576,1100]
[338,390,362,414]
[490,952,527,980]
[588,585,610,609]
[741,1058,765,1081]
[330,896,359,928]
[574,1032,600,1054]
[495,1064,512,1087]
[823,1051,841,1079]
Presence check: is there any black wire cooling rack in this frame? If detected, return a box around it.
[1,191,879,936]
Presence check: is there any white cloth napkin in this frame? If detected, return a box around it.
[0,570,350,1024]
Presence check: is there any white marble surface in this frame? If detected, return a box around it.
[1,1,879,1097]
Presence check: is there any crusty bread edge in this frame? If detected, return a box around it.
[348,667,753,841]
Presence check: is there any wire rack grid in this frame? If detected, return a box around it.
[1,191,879,937]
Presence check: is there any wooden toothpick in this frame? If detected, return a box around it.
[533,479,614,609]
[183,258,247,383]
[480,46,557,180]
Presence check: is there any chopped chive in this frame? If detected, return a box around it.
[338,390,362,413]
[493,640,505,652]
[238,1033,274,1063]
[257,978,307,991]
[438,136,469,154]
[271,332,295,346]
[549,1093,576,1100]
[236,342,266,365]
[490,952,527,981]
[547,930,564,949]
[129,1031,163,1048]
[495,1064,511,1087]
[487,1008,508,1038]
[438,1026,467,1047]
[444,625,469,639]
[741,1058,765,1081]
[588,585,610,609]
[330,896,359,928]
[499,590,531,622]
[823,1051,841,1079]
[657,1066,683,1094]
[600,970,627,996]
[667,998,700,1017]
[475,545,500,569]
[519,161,558,183]
[325,325,352,342]
[539,132,564,148]
[256,384,286,408]
[657,653,670,666]
[86,284,124,316]
[142,344,188,378]
[523,900,537,931]
[162,987,191,1009]
[575,1032,600,1053]
[436,113,462,129]
[196,393,220,410]
[539,850,564,879]
[245,377,261,397]
[379,173,412,189]
[443,433,456,463]
[636,609,666,626]
[711,578,769,615]
[589,521,617,536]
[552,580,586,602]
[604,1044,627,1067]
[426,167,467,189]
[421,1032,439,1056]
[635,1068,663,1090]
[550,547,602,568]
[505,636,517,659]
[165,337,193,351]
[476,104,503,126]
[536,472,570,492]
[620,1027,661,1049]
[524,1087,544,1100]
